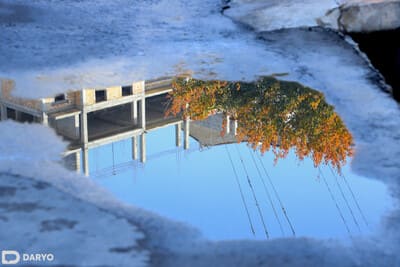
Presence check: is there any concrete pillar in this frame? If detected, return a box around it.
[140,133,146,163]
[175,122,182,147]
[226,115,230,134]
[79,89,88,144]
[0,103,7,121]
[15,111,21,121]
[0,83,5,121]
[40,99,48,126]
[78,89,89,175]
[75,151,81,173]
[80,112,88,144]
[41,113,49,125]
[233,120,238,136]
[131,100,138,124]
[132,136,138,160]
[82,148,89,176]
[139,97,146,129]
[184,119,190,150]
[74,114,80,139]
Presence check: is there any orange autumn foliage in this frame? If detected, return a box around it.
[165,78,229,120]
[166,77,354,173]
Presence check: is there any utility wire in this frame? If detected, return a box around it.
[234,144,270,239]
[247,147,285,236]
[224,144,256,236]
[328,166,361,233]
[319,167,352,237]
[255,152,296,236]
[329,165,369,227]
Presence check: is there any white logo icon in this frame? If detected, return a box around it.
[1,250,20,265]
[1,250,55,264]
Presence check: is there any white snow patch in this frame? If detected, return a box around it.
[1,0,399,98]
[225,0,338,30]
[0,174,149,267]
[225,0,400,32]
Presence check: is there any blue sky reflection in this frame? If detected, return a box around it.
[90,126,392,241]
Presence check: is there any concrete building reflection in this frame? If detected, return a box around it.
[0,77,192,176]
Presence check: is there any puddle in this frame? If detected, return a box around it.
[84,77,393,241]
[1,76,393,241]
[88,124,392,241]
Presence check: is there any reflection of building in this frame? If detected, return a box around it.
[0,77,191,176]
[189,114,238,147]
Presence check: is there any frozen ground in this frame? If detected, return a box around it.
[225,0,400,32]
[1,0,400,266]
[0,0,263,97]
[2,0,398,98]
[0,173,148,266]
[224,0,338,31]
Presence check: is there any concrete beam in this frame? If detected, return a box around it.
[146,119,183,132]
[86,128,143,150]
[84,94,141,113]
[50,109,81,120]
[0,100,41,117]
[145,87,174,98]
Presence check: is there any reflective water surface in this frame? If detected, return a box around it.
[4,75,388,241]
[76,75,392,241]
[89,126,392,241]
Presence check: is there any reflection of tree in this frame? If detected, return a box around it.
[166,77,354,172]
[165,79,229,120]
